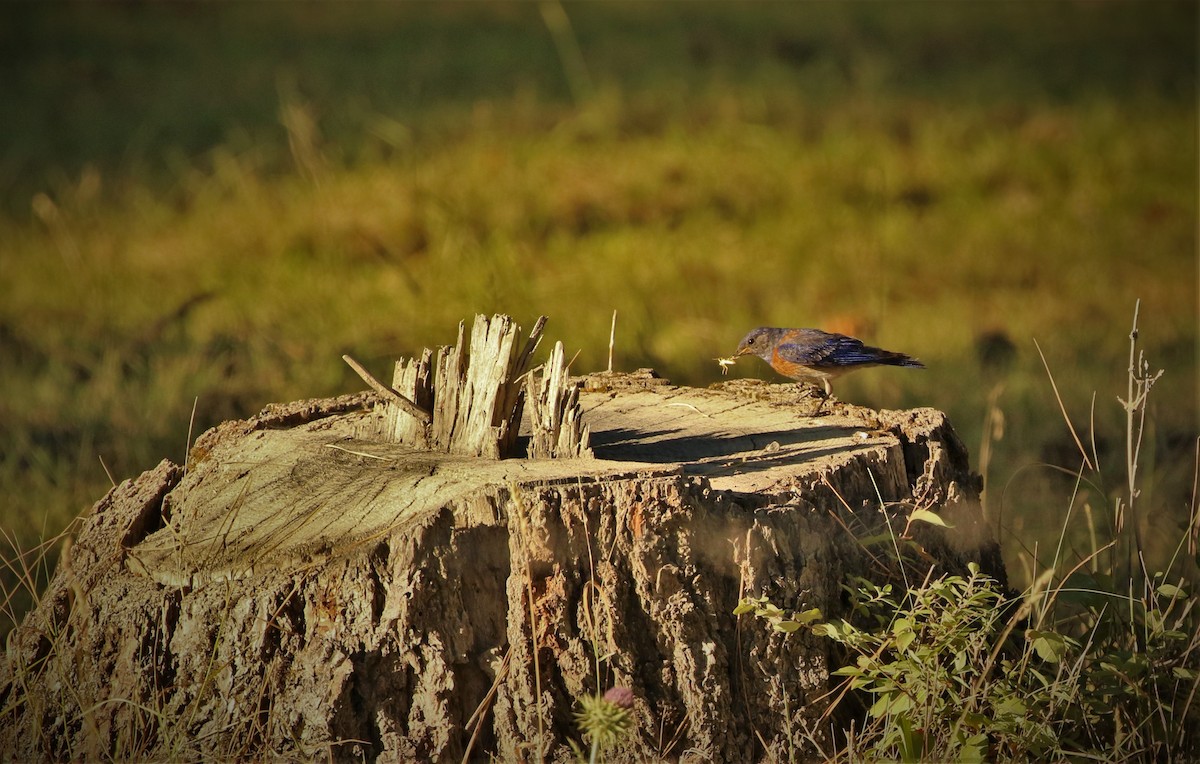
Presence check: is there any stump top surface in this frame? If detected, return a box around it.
[127,378,917,584]
[579,379,900,494]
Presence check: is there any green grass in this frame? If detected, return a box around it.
[0,1,1196,600]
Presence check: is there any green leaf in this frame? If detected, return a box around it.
[953,650,967,673]
[794,607,823,625]
[896,712,924,763]
[1173,666,1197,680]
[733,601,756,616]
[1158,583,1188,600]
[1027,629,1068,663]
[774,620,802,633]
[959,732,988,763]
[869,692,911,718]
[759,604,785,620]
[909,508,954,528]
[994,696,1027,718]
[867,694,889,719]
[812,622,851,641]
[857,532,898,548]
[891,617,916,652]
[1146,609,1166,634]
[959,711,989,730]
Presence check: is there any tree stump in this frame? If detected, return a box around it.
[0,327,1002,762]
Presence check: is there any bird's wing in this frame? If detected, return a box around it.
[776,332,879,369]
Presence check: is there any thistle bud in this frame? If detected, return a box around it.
[575,686,635,749]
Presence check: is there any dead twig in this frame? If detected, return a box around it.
[341,354,431,424]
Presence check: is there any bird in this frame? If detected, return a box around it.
[733,326,924,397]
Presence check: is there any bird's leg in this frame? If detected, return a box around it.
[812,398,827,416]
[811,380,832,416]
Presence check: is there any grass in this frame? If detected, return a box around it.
[0,2,1196,617]
[735,308,1200,759]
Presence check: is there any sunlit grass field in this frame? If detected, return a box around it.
[1,1,1196,600]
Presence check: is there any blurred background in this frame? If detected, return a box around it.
[1,1,1196,601]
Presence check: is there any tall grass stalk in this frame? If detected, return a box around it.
[1116,299,1164,582]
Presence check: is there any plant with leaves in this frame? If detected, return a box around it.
[811,564,1062,761]
[734,595,824,634]
[805,560,1200,760]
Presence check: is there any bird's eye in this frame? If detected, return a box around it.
[747,337,755,345]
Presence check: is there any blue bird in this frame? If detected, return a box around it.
[734,327,924,397]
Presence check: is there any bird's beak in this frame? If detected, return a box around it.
[733,346,751,357]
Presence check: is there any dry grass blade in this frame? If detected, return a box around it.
[462,648,513,764]
[185,395,199,471]
[539,0,593,103]
[1033,338,1094,471]
[322,443,389,461]
[1190,438,1200,557]
[608,309,617,373]
[98,454,117,489]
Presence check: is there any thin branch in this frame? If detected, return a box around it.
[342,354,431,423]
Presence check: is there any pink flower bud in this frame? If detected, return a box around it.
[602,686,634,710]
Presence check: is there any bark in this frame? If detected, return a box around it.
[0,373,1001,762]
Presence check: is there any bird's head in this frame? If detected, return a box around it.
[734,327,783,362]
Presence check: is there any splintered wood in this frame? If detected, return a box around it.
[383,315,532,458]
[356,313,585,460]
[526,340,592,459]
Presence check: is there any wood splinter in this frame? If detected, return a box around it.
[341,354,432,424]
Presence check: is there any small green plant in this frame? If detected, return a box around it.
[816,565,1064,761]
[736,556,1200,760]
[572,686,634,764]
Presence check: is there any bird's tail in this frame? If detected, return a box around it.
[881,352,925,369]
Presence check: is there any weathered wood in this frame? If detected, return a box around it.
[378,314,555,459]
[526,340,592,459]
[342,353,431,425]
[389,346,435,448]
[0,370,1001,762]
